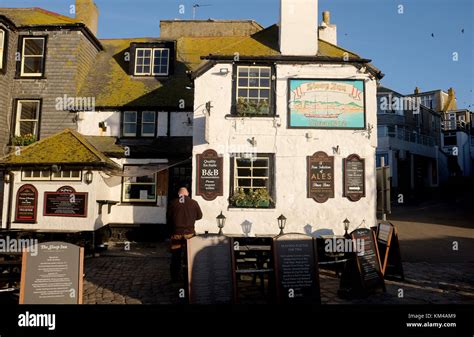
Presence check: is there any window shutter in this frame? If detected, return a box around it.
[157,169,169,196]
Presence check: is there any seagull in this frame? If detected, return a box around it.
[461,29,464,34]
[431,33,435,38]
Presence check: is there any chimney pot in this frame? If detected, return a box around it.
[323,11,330,25]
[414,87,420,94]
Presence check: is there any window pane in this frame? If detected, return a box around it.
[142,124,155,135]
[23,57,43,74]
[124,112,136,123]
[253,159,269,167]
[253,179,267,187]
[238,89,247,98]
[23,170,32,178]
[249,69,259,77]
[249,89,258,98]
[260,67,270,77]
[237,178,251,187]
[236,158,251,167]
[237,168,251,176]
[71,170,80,178]
[19,121,36,136]
[32,171,41,178]
[20,102,38,120]
[260,79,270,87]
[126,184,156,200]
[260,90,270,98]
[24,39,44,56]
[248,78,258,87]
[238,67,248,77]
[142,111,155,123]
[136,174,155,183]
[253,168,268,177]
[123,123,136,135]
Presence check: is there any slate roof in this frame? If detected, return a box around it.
[0,8,79,26]
[0,129,120,168]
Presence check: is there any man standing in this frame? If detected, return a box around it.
[167,187,202,282]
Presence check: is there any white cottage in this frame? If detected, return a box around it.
[191,0,383,237]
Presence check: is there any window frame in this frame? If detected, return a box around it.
[19,36,47,78]
[22,169,82,181]
[0,28,6,71]
[51,170,82,181]
[229,153,275,208]
[232,63,276,117]
[121,166,158,203]
[141,111,156,137]
[133,47,170,76]
[13,99,42,139]
[122,111,138,137]
[21,169,51,181]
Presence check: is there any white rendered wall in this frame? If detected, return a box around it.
[192,63,378,237]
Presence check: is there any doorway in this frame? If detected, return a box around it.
[168,163,192,201]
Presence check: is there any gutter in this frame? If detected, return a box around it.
[193,55,384,80]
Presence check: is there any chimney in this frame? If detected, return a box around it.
[279,0,318,56]
[76,0,99,36]
[414,87,420,94]
[318,11,337,45]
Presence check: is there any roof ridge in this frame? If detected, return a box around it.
[33,7,77,22]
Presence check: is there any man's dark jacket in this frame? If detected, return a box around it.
[167,196,203,235]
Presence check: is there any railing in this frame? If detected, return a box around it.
[441,120,470,131]
[378,127,435,147]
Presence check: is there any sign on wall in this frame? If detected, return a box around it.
[196,149,223,201]
[307,151,334,203]
[343,154,366,201]
[44,186,88,217]
[20,241,84,304]
[288,79,366,129]
[15,184,38,223]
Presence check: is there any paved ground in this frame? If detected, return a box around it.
[82,242,474,305]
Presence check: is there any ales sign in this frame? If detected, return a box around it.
[196,149,223,201]
[307,151,334,203]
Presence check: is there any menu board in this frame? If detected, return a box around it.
[343,154,365,201]
[376,222,404,279]
[351,228,385,291]
[15,184,38,223]
[273,233,320,304]
[20,242,84,304]
[44,186,88,217]
[187,235,235,304]
[196,149,223,201]
[307,151,334,203]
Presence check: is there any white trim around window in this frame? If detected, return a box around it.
[51,170,82,181]
[21,169,51,181]
[20,37,46,77]
[123,111,138,137]
[134,47,170,76]
[0,29,5,70]
[122,166,157,203]
[141,111,156,137]
[15,100,41,138]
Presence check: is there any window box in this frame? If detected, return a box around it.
[12,133,36,146]
[230,187,273,208]
[13,99,41,140]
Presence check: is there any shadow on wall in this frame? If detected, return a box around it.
[304,224,334,238]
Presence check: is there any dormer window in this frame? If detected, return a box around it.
[134,47,170,76]
[130,41,174,77]
[0,29,5,70]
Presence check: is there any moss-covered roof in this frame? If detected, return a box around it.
[0,129,120,168]
[84,136,125,158]
[0,8,78,26]
[80,24,370,108]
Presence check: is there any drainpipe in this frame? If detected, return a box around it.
[5,171,13,230]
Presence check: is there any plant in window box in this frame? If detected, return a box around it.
[251,188,273,207]
[230,187,249,207]
[12,133,37,146]
[236,98,269,116]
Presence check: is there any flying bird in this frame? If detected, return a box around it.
[461,29,464,34]
[431,33,435,38]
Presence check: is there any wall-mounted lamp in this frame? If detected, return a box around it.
[216,211,226,235]
[98,121,107,131]
[277,214,287,235]
[248,137,257,147]
[3,172,11,184]
[85,170,93,185]
[343,218,351,238]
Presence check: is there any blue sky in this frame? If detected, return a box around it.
[1,0,473,109]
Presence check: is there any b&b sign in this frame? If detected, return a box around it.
[196,149,223,201]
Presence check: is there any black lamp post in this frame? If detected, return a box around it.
[277,214,287,235]
[216,211,226,235]
[343,218,350,238]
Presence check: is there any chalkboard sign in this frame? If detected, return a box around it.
[307,151,334,203]
[20,242,84,304]
[343,154,365,201]
[187,235,235,304]
[15,184,38,223]
[351,228,385,292]
[196,149,223,201]
[44,186,88,217]
[273,233,321,304]
[376,222,404,280]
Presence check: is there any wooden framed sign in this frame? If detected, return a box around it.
[20,242,84,304]
[273,233,321,304]
[196,149,223,201]
[307,151,334,203]
[44,186,88,217]
[350,228,385,292]
[343,154,365,201]
[187,235,235,304]
[376,222,404,280]
[15,184,38,223]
